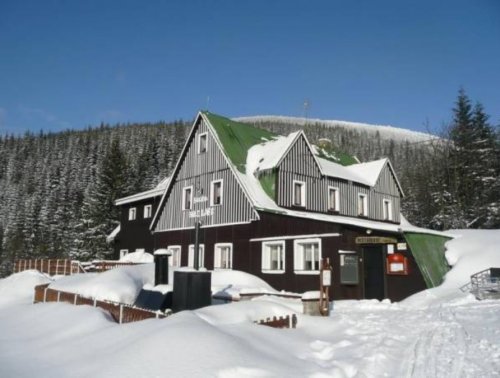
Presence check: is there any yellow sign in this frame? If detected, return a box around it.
[355,236,398,244]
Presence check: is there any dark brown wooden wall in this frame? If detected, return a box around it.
[113,196,162,258]
[153,211,427,301]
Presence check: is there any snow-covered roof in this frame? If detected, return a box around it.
[115,177,170,206]
[106,225,120,243]
[317,157,371,186]
[254,132,301,171]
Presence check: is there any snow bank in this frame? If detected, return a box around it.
[0,270,52,308]
[49,264,154,304]
[211,269,277,299]
[119,250,154,262]
[404,229,500,306]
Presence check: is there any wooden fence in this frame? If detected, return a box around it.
[255,314,297,329]
[92,261,145,272]
[14,259,144,275]
[14,259,85,275]
[33,284,168,324]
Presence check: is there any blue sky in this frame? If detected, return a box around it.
[1,0,499,135]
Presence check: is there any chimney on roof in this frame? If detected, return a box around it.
[317,138,332,149]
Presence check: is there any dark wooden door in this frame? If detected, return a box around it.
[363,246,385,300]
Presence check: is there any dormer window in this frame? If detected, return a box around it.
[128,207,136,221]
[383,199,392,221]
[357,193,368,217]
[293,180,306,207]
[198,133,207,154]
[328,187,339,211]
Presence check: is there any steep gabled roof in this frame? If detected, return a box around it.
[149,111,407,233]
[202,112,277,172]
[347,158,404,196]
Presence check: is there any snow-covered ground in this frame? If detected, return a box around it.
[0,230,499,377]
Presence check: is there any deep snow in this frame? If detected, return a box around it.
[0,229,499,377]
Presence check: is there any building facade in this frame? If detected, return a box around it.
[112,111,445,301]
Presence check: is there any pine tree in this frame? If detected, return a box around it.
[79,138,131,260]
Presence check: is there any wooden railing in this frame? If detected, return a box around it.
[33,284,169,324]
[254,314,297,329]
[14,259,85,275]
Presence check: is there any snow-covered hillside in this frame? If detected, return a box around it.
[235,115,438,143]
[0,229,499,377]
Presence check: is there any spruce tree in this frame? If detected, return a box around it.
[79,138,131,260]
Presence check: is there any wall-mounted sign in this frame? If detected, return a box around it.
[397,242,407,251]
[387,244,395,254]
[188,208,213,219]
[355,236,398,245]
[193,196,208,204]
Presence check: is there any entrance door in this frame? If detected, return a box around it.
[363,246,385,300]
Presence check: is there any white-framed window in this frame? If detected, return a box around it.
[198,132,207,154]
[182,186,193,210]
[128,207,136,220]
[328,186,340,211]
[210,179,223,206]
[293,180,306,207]
[188,244,205,268]
[357,193,368,216]
[214,243,233,269]
[294,238,321,274]
[261,241,285,274]
[119,249,129,259]
[143,204,152,219]
[167,245,182,267]
[383,199,392,221]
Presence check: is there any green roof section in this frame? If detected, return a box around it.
[203,111,277,172]
[315,145,358,166]
[404,232,452,288]
[258,170,276,200]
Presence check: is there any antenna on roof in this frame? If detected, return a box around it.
[303,99,310,124]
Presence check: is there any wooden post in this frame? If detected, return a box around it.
[319,258,332,316]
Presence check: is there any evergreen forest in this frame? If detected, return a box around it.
[0,90,498,276]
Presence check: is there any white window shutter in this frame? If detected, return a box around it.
[262,245,269,270]
[294,244,303,271]
[188,248,194,268]
[214,246,221,269]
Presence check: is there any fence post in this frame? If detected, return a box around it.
[74,294,78,305]
[43,287,47,302]
[119,305,123,324]
[57,291,61,302]
[93,299,97,307]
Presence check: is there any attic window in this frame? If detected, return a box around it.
[182,186,193,210]
[383,199,392,221]
[357,193,368,217]
[293,180,306,207]
[198,133,207,154]
[211,180,223,206]
[328,187,339,211]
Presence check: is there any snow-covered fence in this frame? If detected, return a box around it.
[14,259,85,275]
[254,314,297,329]
[33,284,168,324]
[92,261,145,272]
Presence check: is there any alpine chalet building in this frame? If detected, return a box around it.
[110,111,450,301]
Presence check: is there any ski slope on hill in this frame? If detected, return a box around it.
[235,115,438,143]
